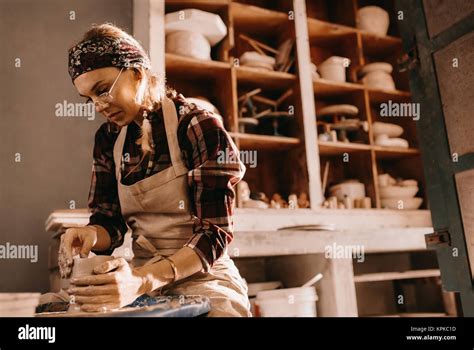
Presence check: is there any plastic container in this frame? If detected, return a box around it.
[255,287,318,317]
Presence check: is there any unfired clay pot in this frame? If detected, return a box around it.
[166,30,211,61]
[318,56,350,83]
[356,6,390,36]
[361,71,396,90]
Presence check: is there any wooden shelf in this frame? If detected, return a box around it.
[229,132,300,151]
[166,0,230,10]
[318,141,371,155]
[354,269,440,283]
[231,2,289,35]
[236,66,295,90]
[361,31,402,57]
[165,53,230,77]
[313,79,363,96]
[368,88,412,104]
[308,18,357,40]
[374,146,420,159]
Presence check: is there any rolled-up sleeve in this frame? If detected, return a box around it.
[178,107,246,271]
[87,123,128,255]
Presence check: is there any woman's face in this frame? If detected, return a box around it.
[74,67,143,127]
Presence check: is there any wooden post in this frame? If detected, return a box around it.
[293,0,322,207]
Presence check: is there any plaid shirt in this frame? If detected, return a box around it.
[87,93,245,270]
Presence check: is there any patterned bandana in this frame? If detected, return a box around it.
[68,36,151,81]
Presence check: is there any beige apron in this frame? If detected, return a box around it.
[113,97,251,317]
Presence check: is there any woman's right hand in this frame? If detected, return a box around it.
[58,226,98,278]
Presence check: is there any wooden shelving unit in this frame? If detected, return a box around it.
[230,132,301,151]
[160,0,427,211]
[313,79,364,96]
[353,251,457,317]
[318,141,371,155]
[236,66,296,90]
[149,1,442,316]
[304,0,425,210]
[354,269,441,283]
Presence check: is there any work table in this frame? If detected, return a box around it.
[45,208,433,317]
[46,208,432,256]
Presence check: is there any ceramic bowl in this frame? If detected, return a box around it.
[359,62,393,76]
[378,173,397,187]
[379,185,419,199]
[318,104,359,116]
[375,134,409,148]
[372,122,404,137]
[381,197,423,210]
[361,71,396,90]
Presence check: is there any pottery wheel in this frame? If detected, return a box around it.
[36,295,211,318]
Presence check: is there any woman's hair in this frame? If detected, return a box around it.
[76,23,177,152]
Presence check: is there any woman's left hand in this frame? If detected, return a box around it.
[68,257,149,312]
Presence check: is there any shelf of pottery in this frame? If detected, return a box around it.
[165,0,310,210]
[163,0,427,211]
[306,0,426,211]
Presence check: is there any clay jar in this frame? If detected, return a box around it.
[318,56,350,83]
[356,6,390,36]
[166,31,211,61]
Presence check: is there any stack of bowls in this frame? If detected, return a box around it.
[378,174,423,209]
[359,62,396,90]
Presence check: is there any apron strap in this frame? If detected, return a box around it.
[162,96,189,177]
[112,96,188,181]
[113,125,128,181]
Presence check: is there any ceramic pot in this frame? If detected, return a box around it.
[166,30,211,61]
[361,71,396,90]
[318,56,350,83]
[356,6,390,36]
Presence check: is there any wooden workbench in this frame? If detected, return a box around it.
[45,208,433,317]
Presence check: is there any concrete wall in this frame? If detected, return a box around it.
[0,0,132,292]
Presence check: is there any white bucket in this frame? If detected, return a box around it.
[255,287,318,317]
